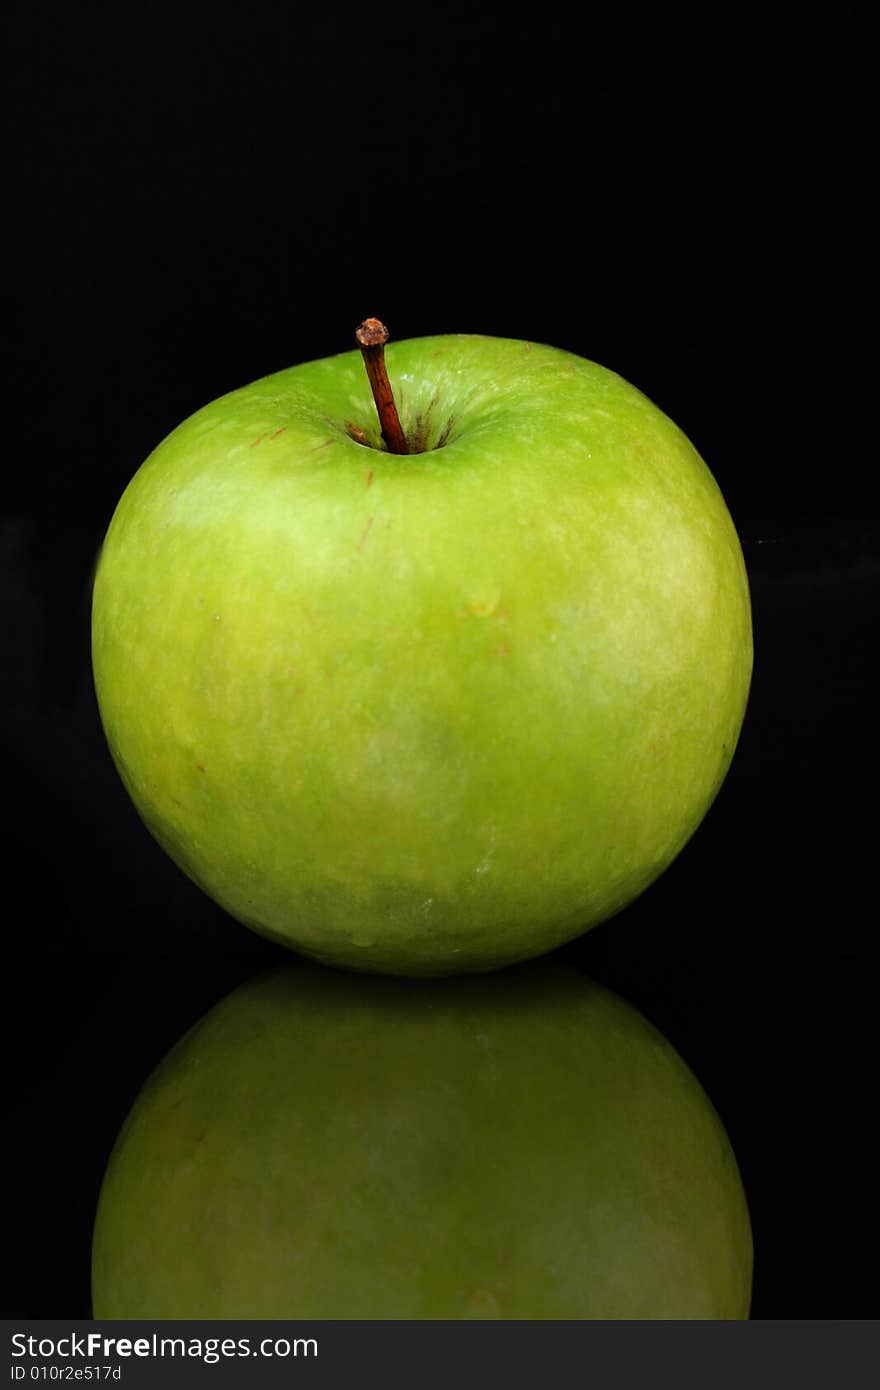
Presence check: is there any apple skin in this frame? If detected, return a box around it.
[92,335,752,974]
[91,961,753,1319]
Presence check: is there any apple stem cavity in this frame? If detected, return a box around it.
[355,318,409,455]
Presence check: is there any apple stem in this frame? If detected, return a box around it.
[355,319,409,455]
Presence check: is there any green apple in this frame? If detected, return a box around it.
[91,960,753,1319]
[91,332,752,974]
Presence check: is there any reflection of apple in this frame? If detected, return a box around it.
[92,961,752,1319]
[92,331,752,974]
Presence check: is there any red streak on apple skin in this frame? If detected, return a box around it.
[357,517,375,550]
[366,469,374,488]
[308,439,334,453]
[250,427,287,446]
[196,764,206,773]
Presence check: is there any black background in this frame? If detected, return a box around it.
[3,0,877,1320]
